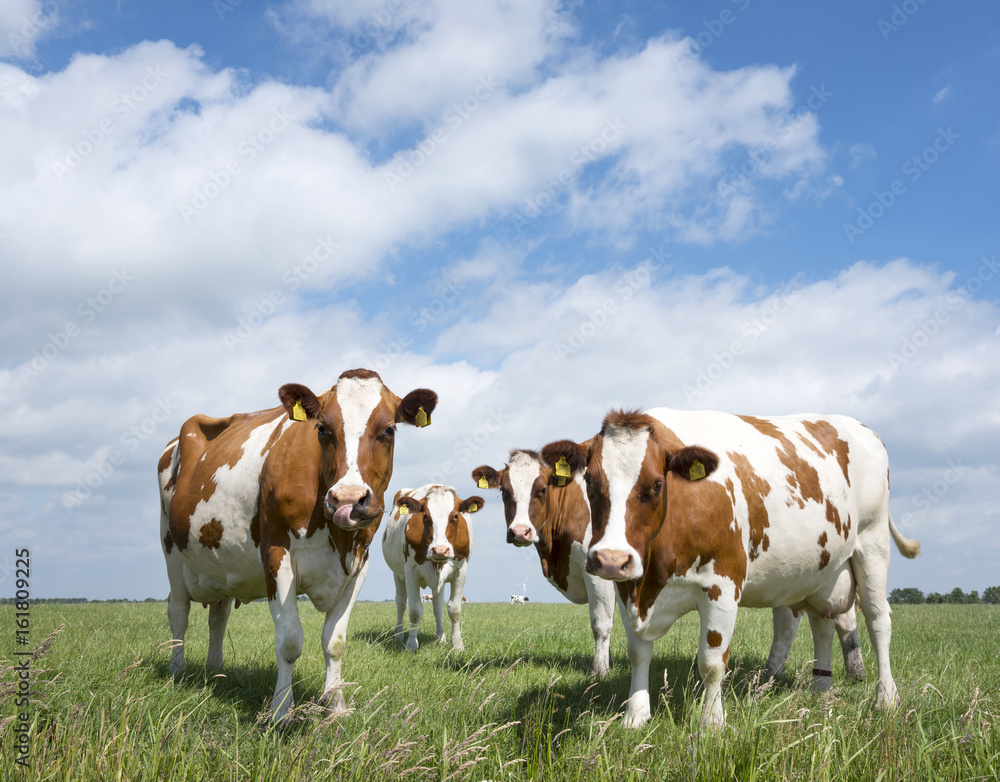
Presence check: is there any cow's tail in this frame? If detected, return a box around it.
[888,513,921,558]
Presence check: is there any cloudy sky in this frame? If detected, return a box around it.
[2,0,998,605]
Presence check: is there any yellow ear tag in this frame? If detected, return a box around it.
[478,477,489,489]
[467,502,478,513]
[554,456,571,486]
[291,401,307,421]
[398,505,409,516]
[689,460,706,481]
[415,406,430,428]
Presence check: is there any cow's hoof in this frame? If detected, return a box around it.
[320,687,348,714]
[405,638,418,652]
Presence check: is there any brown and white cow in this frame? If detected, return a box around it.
[381,484,480,651]
[158,368,436,723]
[472,449,619,677]
[543,408,920,728]
[476,447,865,682]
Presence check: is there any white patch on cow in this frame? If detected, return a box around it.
[593,424,648,575]
[330,376,383,497]
[425,486,459,559]
[507,451,541,539]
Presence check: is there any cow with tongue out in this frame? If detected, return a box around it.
[158,368,437,724]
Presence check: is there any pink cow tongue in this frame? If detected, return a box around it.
[333,504,354,525]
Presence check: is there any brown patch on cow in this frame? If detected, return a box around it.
[728,452,771,562]
[723,646,730,666]
[825,499,844,538]
[707,630,723,649]
[740,416,823,508]
[705,584,722,601]
[818,530,828,548]
[601,408,659,435]
[819,549,830,570]
[163,532,173,554]
[637,476,746,621]
[158,440,177,493]
[199,519,224,549]
[448,509,472,562]
[802,420,851,486]
[265,546,287,601]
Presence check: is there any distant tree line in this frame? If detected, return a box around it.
[889,586,1000,605]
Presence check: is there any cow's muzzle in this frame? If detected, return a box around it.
[507,525,534,547]
[324,485,380,529]
[428,545,453,562]
[586,549,635,581]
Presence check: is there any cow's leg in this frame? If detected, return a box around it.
[163,541,190,677]
[852,529,897,710]
[836,605,865,680]
[447,569,467,650]
[206,598,233,671]
[583,574,615,677]
[622,622,654,728]
[267,548,303,724]
[320,561,369,714]
[697,598,737,729]
[806,611,835,691]
[405,566,423,652]
[393,573,406,644]
[765,606,801,679]
[432,585,446,644]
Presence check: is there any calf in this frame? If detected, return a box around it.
[159,369,436,723]
[543,408,920,728]
[382,485,480,651]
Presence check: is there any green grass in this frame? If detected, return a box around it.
[2,601,998,781]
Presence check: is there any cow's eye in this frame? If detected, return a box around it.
[449,516,457,526]
[651,480,664,495]
[534,487,547,500]
[317,423,332,438]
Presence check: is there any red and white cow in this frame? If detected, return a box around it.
[381,485,480,651]
[472,449,618,677]
[543,408,920,728]
[158,369,436,723]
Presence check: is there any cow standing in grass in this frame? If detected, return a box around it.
[543,408,920,728]
[382,485,481,651]
[158,369,437,723]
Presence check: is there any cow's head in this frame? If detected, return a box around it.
[278,368,437,530]
[395,486,480,563]
[472,450,548,547]
[543,410,718,582]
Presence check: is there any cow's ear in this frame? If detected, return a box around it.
[667,446,719,482]
[278,383,322,421]
[397,388,438,427]
[460,496,485,514]
[471,466,501,490]
[396,495,424,515]
[540,439,589,485]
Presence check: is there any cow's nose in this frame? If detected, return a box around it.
[328,484,368,507]
[429,545,451,561]
[508,525,533,546]
[586,550,634,580]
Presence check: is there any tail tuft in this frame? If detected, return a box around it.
[888,514,921,558]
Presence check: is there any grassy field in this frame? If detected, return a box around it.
[2,600,998,781]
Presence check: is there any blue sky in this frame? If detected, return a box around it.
[1,0,998,606]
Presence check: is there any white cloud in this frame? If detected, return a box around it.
[848,142,877,169]
[932,84,951,104]
[0,0,58,59]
